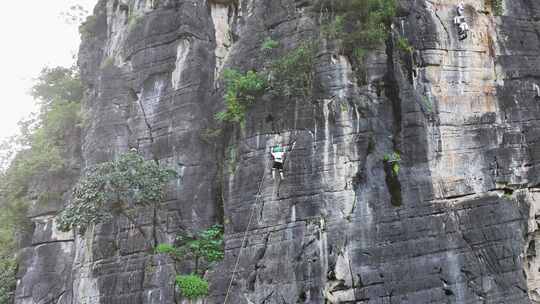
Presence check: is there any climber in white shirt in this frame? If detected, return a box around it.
[454,2,469,41]
[271,144,286,180]
[533,83,540,98]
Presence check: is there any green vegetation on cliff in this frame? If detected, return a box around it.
[317,0,396,49]
[317,0,397,84]
[156,225,224,299]
[216,0,397,126]
[57,151,177,234]
[215,69,266,126]
[215,43,316,126]
[383,151,401,176]
[176,275,209,299]
[269,43,316,99]
[490,0,504,15]
[0,65,83,303]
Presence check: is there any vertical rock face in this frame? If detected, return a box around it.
[13,0,540,303]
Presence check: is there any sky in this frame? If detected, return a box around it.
[0,0,97,140]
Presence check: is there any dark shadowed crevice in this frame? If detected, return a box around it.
[382,37,403,207]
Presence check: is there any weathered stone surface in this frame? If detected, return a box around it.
[13,0,540,303]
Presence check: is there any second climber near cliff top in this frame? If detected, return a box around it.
[271,144,286,180]
[454,1,469,41]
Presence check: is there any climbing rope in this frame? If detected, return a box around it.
[223,154,269,304]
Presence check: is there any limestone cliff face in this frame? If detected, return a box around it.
[13,0,540,303]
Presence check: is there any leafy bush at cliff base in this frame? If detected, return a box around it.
[56,151,178,234]
[176,274,209,299]
[269,43,316,99]
[215,69,266,126]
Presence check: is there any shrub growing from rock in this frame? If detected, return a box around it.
[215,69,266,127]
[383,152,401,176]
[316,0,397,84]
[268,43,317,99]
[156,225,224,299]
[57,151,177,234]
[176,274,209,299]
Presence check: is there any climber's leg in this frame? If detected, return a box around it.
[272,162,283,180]
[533,83,540,98]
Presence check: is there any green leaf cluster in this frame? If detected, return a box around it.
[31,67,83,104]
[490,0,503,16]
[383,152,401,176]
[318,0,396,47]
[157,225,224,274]
[79,15,98,38]
[269,43,316,99]
[127,14,144,32]
[0,200,22,304]
[0,65,82,304]
[317,0,397,84]
[215,69,266,125]
[397,37,413,54]
[4,67,83,196]
[261,37,279,51]
[57,151,178,234]
[156,225,224,300]
[179,224,225,266]
[155,243,176,255]
[175,274,209,299]
[0,257,16,304]
[216,43,317,126]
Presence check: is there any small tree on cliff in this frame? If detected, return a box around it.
[156,225,224,299]
[57,150,177,243]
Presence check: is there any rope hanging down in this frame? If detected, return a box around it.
[223,135,299,303]
[223,157,269,304]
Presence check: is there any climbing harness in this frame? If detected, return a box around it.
[223,155,269,304]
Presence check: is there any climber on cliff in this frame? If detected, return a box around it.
[533,83,540,99]
[271,144,286,180]
[454,2,469,40]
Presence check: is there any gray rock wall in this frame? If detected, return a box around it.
[13,0,540,303]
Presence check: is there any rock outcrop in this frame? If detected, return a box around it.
[13,0,540,303]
